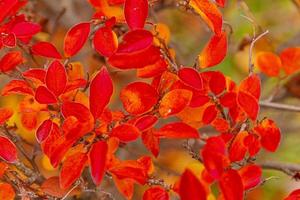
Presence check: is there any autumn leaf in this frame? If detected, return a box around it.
[0,136,18,163]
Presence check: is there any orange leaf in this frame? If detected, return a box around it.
[155,122,199,139]
[229,131,248,162]
[0,136,18,163]
[280,47,300,75]
[124,0,148,29]
[159,89,192,117]
[1,80,34,96]
[256,51,281,77]
[31,42,62,59]
[120,82,158,115]
[239,74,261,100]
[46,60,67,97]
[0,51,24,72]
[237,91,259,121]
[199,31,227,68]
[59,152,87,189]
[0,108,13,125]
[190,0,223,35]
[142,128,160,157]
[64,22,90,57]
[93,26,118,57]
[89,141,108,185]
[143,186,169,200]
[113,176,134,200]
[0,183,15,200]
[89,66,113,119]
[179,169,207,200]
[111,123,140,142]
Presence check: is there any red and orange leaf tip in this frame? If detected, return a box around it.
[143,186,169,200]
[64,22,90,57]
[59,152,87,189]
[238,164,262,190]
[142,128,160,157]
[0,183,15,200]
[31,42,62,59]
[199,31,227,68]
[178,67,203,90]
[41,176,78,198]
[1,80,34,96]
[0,51,24,72]
[36,119,53,143]
[112,175,134,199]
[254,119,281,152]
[280,47,300,75]
[120,82,158,115]
[202,104,218,124]
[159,89,192,117]
[111,123,140,142]
[256,51,281,77]
[215,0,226,7]
[209,71,226,95]
[0,136,18,163]
[62,101,92,123]
[237,91,259,121]
[2,33,16,48]
[89,141,108,185]
[93,26,118,57]
[219,169,244,200]
[135,115,158,132]
[155,122,199,139]
[229,131,248,162]
[35,86,57,104]
[89,66,113,120]
[239,74,261,100]
[124,0,148,30]
[189,0,223,35]
[46,60,67,97]
[0,108,13,125]
[179,169,207,200]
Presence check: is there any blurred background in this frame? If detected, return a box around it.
[1,0,300,199]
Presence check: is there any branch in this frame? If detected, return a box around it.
[260,161,300,177]
[260,101,300,112]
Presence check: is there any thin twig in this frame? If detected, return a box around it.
[259,161,300,177]
[260,101,300,112]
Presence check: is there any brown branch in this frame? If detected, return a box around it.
[259,161,300,177]
[259,101,300,112]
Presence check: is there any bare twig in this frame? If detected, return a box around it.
[260,101,300,112]
[259,161,300,177]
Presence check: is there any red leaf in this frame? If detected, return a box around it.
[254,119,281,152]
[112,176,134,199]
[23,69,46,83]
[62,101,93,123]
[59,152,87,189]
[0,108,13,125]
[0,51,24,72]
[216,0,226,7]
[280,47,300,75]
[35,86,57,104]
[120,82,158,115]
[237,91,259,121]
[36,119,53,143]
[179,169,207,200]
[11,22,41,38]
[93,26,118,57]
[143,186,169,200]
[1,80,34,96]
[209,71,226,95]
[0,136,17,163]
[256,52,281,77]
[142,128,160,157]
[64,22,90,57]
[239,74,261,100]
[238,164,262,190]
[41,176,78,198]
[135,115,158,132]
[46,60,67,97]
[202,104,218,124]
[229,131,248,162]
[178,67,203,90]
[32,42,62,59]
[0,183,15,200]
[89,141,108,185]
[219,170,244,200]
[2,33,16,48]
[0,0,17,23]
[155,122,199,139]
[124,0,148,29]
[199,31,227,68]
[89,66,113,119]
[111,124,140,142]
[284,189,300,200]
[159,89,192,117]
[190,0,223,35]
